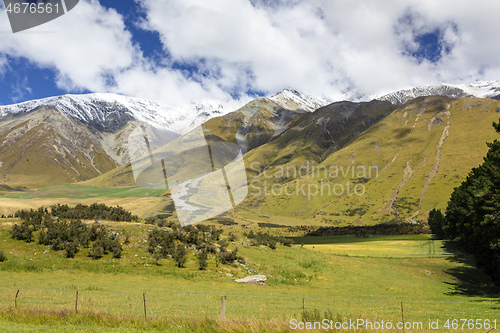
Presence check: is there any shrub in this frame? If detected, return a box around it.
[112,243,123,259]
[218,239,230,251]
[0,250,6,262]
[279,237,293,247]
[51,238,64,251]
[89,243,104,260]
[228,233,237,242]
[10,222,33,243]
[124,233,131,245]
[219,247,244,265]
[246,231,280,249]
[198,250,208,270]
[64,240,79,258]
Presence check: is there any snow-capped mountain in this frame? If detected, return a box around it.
[377,80,500,105]
[0,93,235,188]
[450,80,500,99]
[0,93,231,135]
[269,89,333,112]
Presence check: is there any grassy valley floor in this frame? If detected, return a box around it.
[0,219,498,332]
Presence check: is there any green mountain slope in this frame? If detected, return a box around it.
[241,96,500,225]
[79,96,500,225]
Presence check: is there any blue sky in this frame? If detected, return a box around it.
[0,0,500,107]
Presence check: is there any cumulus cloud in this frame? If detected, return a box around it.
[0,1,135,91]
[0,0,236,106]
[1,0,500,106]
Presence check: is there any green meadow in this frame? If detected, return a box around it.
[0,220,498,332]
[293,235,459,258]
[2,184,165,200]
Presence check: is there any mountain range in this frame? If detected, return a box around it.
[1,81,500,224]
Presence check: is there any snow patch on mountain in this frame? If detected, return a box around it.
[376,85,470,105]
[450,80,500,99]
[376,80,500,105]
[269,89,333,112]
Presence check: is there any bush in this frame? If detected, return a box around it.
[10,222,33,243]
[228,233,237,242]
[112,243,123,259]
[198,250,208,270]
[11,214,125,260]
[51,238,64,251]
[246,231,280,249]
[0,250,6,262]
[64,240,79,258]
[279,237,293,247]
[89,243,104,260]
[218,239,230,251]
[124,233,131,245]
[219,247,244,265]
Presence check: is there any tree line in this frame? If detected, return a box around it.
[304,223,429,237]
[15,203,139,223]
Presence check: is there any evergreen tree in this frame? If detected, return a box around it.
[428,208,445,239]
[444,119,500,281]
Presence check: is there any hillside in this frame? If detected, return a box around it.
[83,96,309,187]
[0,108,119,188]
[240,96,500,226]
[82,95,500,226]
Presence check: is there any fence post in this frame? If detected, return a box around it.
[221,295,226,321]
[75,291,79,314]
[143,293,147,320]
[401,300,405,333]
[14,290,19,310]
[302,298,305,322]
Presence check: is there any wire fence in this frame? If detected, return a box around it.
[0,288,498,323]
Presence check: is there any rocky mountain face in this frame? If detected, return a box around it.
[0,107,118,188]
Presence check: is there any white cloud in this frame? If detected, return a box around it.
[0,0,136,91]
[0,55,7,76]
[11,76,32,103]
[138,0,500,100]
[0,0,235,106]
[1,0,500,106]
